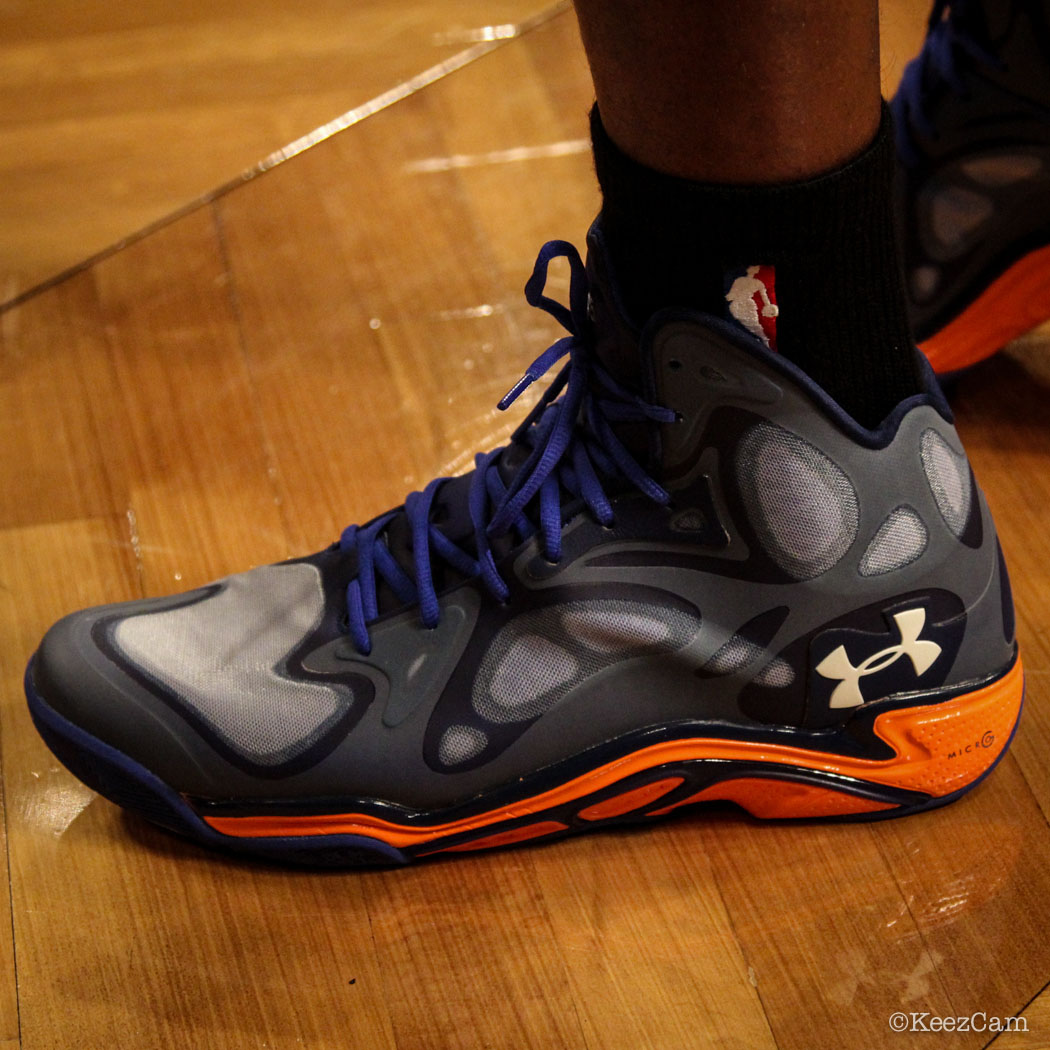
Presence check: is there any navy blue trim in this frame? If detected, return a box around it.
[997,539,1017,644]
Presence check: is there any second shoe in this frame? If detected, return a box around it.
[894,0,1050,371]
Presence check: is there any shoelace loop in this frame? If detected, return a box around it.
[339,240,675,654]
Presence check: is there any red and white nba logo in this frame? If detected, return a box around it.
[725,265,778,351]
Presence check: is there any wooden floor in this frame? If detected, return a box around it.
[0,0,554,302]
[2,4,1050,1049]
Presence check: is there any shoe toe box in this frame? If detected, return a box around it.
[28,588,227,792]
[28,562,354,794]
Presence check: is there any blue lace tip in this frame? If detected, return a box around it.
[497,374,534,411]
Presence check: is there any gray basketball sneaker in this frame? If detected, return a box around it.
[25,227,1022,866]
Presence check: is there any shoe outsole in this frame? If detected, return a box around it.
[921,243,1050,374]
[25,655,1024,867]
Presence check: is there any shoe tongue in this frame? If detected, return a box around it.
[359,230,661,618]
[370,477,469,616]
[585,225,662,466]
[585,225,648,393]
[368,444,531,616]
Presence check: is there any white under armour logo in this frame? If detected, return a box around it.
[815,608,942,709]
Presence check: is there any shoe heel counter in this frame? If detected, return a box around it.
[900,413,1015,680]
[952,478,1018,682]
[994,534,1017,650]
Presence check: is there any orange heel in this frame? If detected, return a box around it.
[922,246,1050,373]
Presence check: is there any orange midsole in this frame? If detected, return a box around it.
[203,658,1023,846]
[649,777,900,819]
[921,244,1050,373]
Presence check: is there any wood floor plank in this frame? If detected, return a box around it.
[695,816,964,1050]
[420,14,598,275]
[532,830,779,1050]
[0,710,19,1046]
[216,87,563,552]
[86,206,291,593]
[0,273,122,530]
[870,760,1050,1016]
[0,0,556,298]
[0,516,139,1050]
[0,824,17,1050]
[361,859,586,1050]
[1,207,289,589]
[989,986,1050,1048]
[879,0,928,97]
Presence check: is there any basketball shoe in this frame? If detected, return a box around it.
[25,226,1022,865]
[893,0,1050,372]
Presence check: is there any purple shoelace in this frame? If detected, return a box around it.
[339,239,675,654]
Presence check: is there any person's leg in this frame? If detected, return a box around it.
[576,0,881,182]
[575,0,922,429]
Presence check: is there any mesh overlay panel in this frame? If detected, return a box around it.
[921,429,971,538]
[960,152,1043,187]
[490,635,578,712]
[911,264,940,304]
[562,606,671,652]
[439,725,488,766]
[754,658,795,688]
[930,184,993,251]
[702,636,795,687]
[736,422,859,580]
[113,563,351,766]
[703,636,765,676]
[926,153,1043,259]
[472,599,700,726]
[859,506,928,577]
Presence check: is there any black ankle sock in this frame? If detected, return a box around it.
[591,104,923,429]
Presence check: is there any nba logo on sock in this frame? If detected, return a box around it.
[724,265,778,351]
